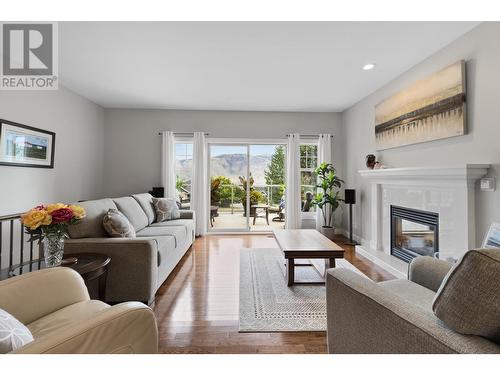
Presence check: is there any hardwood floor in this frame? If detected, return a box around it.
[154,234,394,354]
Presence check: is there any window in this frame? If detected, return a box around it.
[175,142,193,207]
[300,144,318,212]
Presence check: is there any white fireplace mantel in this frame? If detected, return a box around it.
[358,165,490,184]
[356,164,490,278]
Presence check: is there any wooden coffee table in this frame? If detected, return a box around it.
[273,229,345,286]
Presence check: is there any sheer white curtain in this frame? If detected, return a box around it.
[161,131,177,199]
[316,134,333,230]
[285,133,301,229]
[191,132,208,236]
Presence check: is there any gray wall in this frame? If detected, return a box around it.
[103,109,344,226]
[0,86,105,216]
[342,22,500,246]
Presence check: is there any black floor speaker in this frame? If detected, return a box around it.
[344,189,357,245]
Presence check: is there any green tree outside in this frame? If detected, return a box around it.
[264,145,285,186]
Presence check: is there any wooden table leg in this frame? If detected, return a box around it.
[327,258,336,268]
[286,258,295,286]
[98,268,108,301]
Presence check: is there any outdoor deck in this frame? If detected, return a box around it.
[211,208,285,231]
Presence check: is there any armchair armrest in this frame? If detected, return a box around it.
[0,268,89,325]
[326,268,500,354]
[64,238,158,304]
[408,256,452,292]
[12,302,158,354]
[179,209,195,220]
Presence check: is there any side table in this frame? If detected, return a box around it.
[5,253,111,301]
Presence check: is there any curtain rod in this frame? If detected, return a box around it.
[287,134,320,138]
[158,131,209,136]
[158,132,322,138]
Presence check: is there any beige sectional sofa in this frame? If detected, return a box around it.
[65,193,195,305]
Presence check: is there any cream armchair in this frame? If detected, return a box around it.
[0,267,158,354]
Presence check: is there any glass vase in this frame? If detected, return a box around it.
[43,233,65,267]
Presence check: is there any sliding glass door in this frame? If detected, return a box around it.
[209,144,249,231]
[249,144,285,231]
[208,142,286,232]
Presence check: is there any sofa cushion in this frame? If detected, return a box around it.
[432,248,500,343]
[132,193,156,225]
[68,199,117,239]
[152,197,180,222]
[0,308,34,353]
[136,226,186,248]
[103,209,136,238]
[113,197,149,232]
[150,219,195,237]
[378,279,436,310]
[27,300,108,338]
[152,236,176,266]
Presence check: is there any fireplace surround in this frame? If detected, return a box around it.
[357,165,489,278]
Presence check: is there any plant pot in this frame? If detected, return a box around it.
[321,226,336,241]
[242,202,258,217]
[219,200,231,208]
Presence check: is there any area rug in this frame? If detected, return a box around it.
[239,247,367,332]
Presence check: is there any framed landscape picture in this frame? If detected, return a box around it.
[0,119,55,168]
[482,222,500,249]
[375,60,466,150]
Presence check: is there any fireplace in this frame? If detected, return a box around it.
[357,165,488,278]
[391,205,439,263]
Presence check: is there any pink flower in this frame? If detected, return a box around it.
[33,204,47,211]
[50,208,74,223]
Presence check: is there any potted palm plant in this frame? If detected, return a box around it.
[312,162,344,240]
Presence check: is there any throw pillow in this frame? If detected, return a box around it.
[152,197,180,222]
[0,308,34,353]
[432,248,500,343]
[102,208,136,238]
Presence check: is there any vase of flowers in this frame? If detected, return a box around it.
[20,203,86,267]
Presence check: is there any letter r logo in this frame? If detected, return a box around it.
[2,23,53,75]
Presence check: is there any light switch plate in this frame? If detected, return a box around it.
[480,177,496,192]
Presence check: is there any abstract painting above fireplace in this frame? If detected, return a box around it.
[374,60,466,150]
[391,205,439,263]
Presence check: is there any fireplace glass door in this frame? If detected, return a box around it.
[391,205,439,262]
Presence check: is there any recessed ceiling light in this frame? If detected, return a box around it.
[363,63,376,71]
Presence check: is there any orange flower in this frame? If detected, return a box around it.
[68,204,86,219]
[21,209,52,230]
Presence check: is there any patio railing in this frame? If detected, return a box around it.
[215,183,315,214]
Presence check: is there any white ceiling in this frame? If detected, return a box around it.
[59,22,479,112]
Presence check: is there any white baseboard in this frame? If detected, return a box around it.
[332,228,408,279]
[355,245,408,279]
[335,228,365,245]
